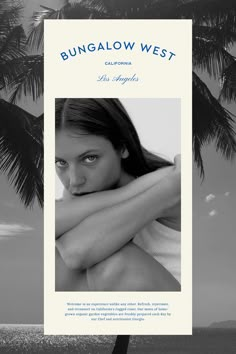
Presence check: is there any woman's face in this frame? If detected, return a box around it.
[56,129,128,197]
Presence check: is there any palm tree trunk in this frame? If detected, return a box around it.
[112,335,130,354]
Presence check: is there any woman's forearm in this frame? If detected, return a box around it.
[56,165,174,239]
[56,171,180,270]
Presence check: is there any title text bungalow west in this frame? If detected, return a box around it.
[60,41,176,61]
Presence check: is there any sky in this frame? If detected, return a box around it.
[0,175,43,324]
[0,0,236,327]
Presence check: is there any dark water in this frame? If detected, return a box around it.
[0,325,236,353]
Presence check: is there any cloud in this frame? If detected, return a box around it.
[224,192,230,197]
[205,194,216,203]
[0,222,34,237]
[209,209,218,217]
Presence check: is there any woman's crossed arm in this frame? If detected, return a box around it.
[55,164,175,239]
[56,161,180,271]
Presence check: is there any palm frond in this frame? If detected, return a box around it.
[0,59,23,90]
[27,2,104,51]
[194,24,236,51]
[7,55,43,104]
[0,99,43,208]
[143,0,182,19]
[193,36,235,79]
[27,5,64,51]
[0,25,27,91]
[0,1,23,31]
[172,0,236,29]
[219,61,236,103]
[0,25,26,62]
[59,2,108,19]
[69,0,108,16]
[193,72,236,177]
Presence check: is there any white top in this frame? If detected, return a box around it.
[133,220,181,283]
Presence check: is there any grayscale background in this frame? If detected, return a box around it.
[0,0,236,353]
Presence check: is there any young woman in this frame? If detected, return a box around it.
[55,98,181,291]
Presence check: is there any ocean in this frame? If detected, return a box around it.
[0,325,235,353]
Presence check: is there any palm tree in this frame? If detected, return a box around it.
[0,0,43,207]
[112,335,130,354]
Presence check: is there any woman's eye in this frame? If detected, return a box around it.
[55,160,67,168]
[84,155,98,164]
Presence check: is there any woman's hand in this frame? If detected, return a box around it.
[168,154,181,200]
[173,154,181,187]
[157,154,181,230]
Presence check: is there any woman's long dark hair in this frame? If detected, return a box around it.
[55,98,172,177]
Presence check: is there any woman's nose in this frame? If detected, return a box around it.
[69,166,86,189]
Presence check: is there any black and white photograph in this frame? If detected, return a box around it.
[55,98,181,292]
[0,0,236,352]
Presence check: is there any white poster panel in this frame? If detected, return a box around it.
[44,20,192,335]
